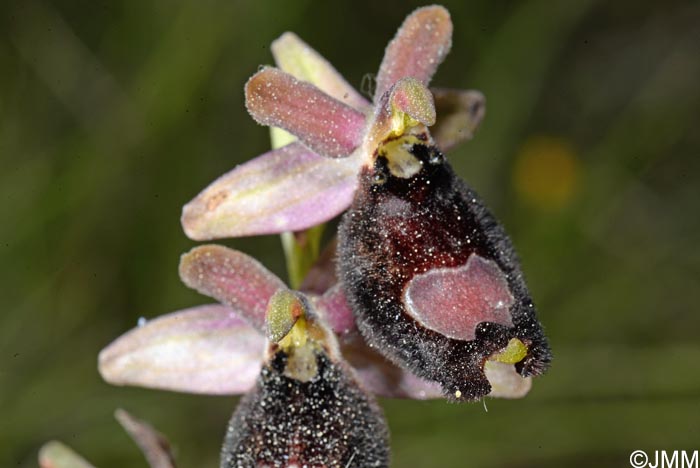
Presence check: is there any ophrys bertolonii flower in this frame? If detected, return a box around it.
[178,5,549,402]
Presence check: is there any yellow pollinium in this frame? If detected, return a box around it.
[387,77,436,139]
[490,338,528,364]
[278,315,308,352]
[390,109,421,139]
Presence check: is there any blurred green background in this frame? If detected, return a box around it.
[2,0,699,466]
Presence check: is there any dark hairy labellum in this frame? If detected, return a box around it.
[221,290,389,468]
[221,352,389,468]
[338,142,552,401]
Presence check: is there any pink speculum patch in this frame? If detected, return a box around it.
[403,254,515,341]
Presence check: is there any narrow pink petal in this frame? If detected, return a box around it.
[39,441,95,468]
[115,409,176,468]
[485,362,532,399]
[246,67,366,158]
[340,334,442,399]
[374,6,452,102]
[431,88,486,152]
[271,32,369,111]
[98,304,264,395]
[179,245,284,330]
[404,254,515,341]
[181,142,361,239]
[313,283,356,334]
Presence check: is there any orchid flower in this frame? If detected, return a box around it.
[181,5,485,240]
[99,6,531,402]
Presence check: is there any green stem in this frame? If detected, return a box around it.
[280,224,325,290]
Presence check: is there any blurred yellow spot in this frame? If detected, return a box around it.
[513,136,580,209]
